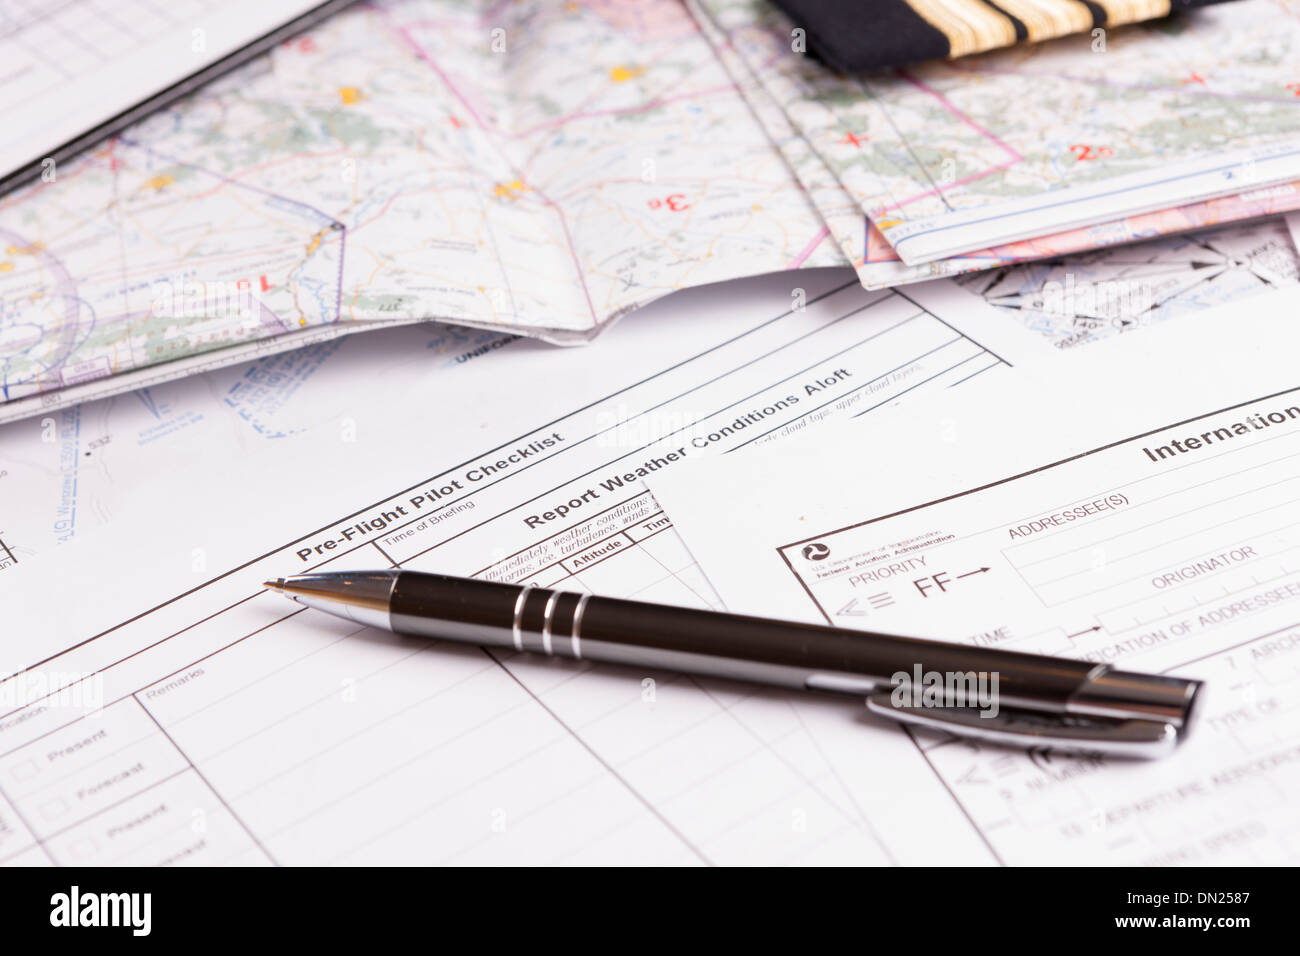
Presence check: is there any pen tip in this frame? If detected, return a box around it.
[264,579,285,591]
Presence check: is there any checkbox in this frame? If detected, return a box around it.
[40,798,70,821]
[10,760,39,783]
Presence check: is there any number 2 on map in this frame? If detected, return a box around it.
[1069,144,1113,161]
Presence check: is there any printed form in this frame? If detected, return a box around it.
[0,272,1042,866]
[650,294,1300,865]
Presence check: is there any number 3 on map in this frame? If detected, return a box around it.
[647,194,689,212]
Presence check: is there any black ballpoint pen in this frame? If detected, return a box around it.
[264,570,1204,758]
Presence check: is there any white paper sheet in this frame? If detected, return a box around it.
[0,271,1046,865]
[650,289,1300,864]
[0,0,332,183]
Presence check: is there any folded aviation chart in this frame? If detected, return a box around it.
[0,0,845,421]
[692,0,1300,274]
[7,0,1300,421]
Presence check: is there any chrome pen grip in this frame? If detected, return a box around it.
[391,574,599,662]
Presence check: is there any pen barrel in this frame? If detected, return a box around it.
[388,573,1196,725]
[561,590,1101,709]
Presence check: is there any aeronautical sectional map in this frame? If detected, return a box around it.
[698,0,1300,263]
[0,0,843,416]
[10,0,1300,421]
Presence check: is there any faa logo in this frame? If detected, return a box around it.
[802,543,830,561]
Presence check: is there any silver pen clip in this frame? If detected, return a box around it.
[865,690,1180,759]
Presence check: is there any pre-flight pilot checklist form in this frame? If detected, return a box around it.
[0,273,1041,866]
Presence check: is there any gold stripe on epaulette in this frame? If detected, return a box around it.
[1091,0,1172,26]
[991,0,1095,40]
[903,0,1019,57]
